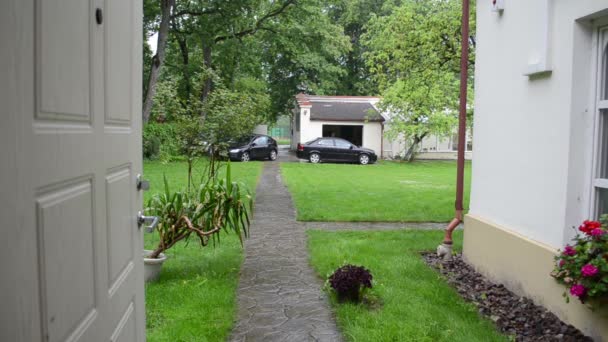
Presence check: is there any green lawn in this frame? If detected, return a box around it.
[281,161,471,222]
[143,159,262,342]
[276,138,291,145]
[307,230,507,342]
[143,159,263,203]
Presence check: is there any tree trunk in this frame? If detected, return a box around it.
[177,36,191,102]
[200,43,213,104]
[142,0,173,124]
[404,133,428,162]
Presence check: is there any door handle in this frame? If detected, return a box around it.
[137,211,159,232]
[136,174,150,191]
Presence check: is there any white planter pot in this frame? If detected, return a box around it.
[143,249,167,283]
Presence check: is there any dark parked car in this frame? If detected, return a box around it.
[229,134,278,162]
[296,137,377,165]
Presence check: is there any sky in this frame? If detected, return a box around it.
[148,32,158,54]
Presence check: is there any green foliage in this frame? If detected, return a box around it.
[143,122,180,161]
[150,76,187,122]
[201,85,269,150]
[146,162,252,259]
[362,0,476,159]
[143,159,262,342]
[307,230,508,341]
[552,218,608,305]
[326,0,396,95]
[261,0,352,115]
[143,135,161,159]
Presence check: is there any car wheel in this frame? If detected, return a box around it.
[359,154,370,165]
[309,153,320,164]
[269,149,278,161]
[241,152,250,162]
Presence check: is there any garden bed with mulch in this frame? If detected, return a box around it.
[422,252,592,342]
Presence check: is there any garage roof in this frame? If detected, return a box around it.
[295,94,385,122]
[309,102,384,122]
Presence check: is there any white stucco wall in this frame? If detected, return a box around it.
[470,1,608,249]
[382,130,473,160]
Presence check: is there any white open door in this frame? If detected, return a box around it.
[0,1,145,341]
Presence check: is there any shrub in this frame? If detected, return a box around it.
[551,216,608,305]
[143,122,180,161]
[143,135,161,159]
[145,162,252,259]
[329,264,373,302]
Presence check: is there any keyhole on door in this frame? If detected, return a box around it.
[95,8,103,25]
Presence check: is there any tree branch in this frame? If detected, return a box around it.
[214,0,297,43]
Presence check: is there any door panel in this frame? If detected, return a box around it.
[251,136,269,158]
[106,167,134,291]
[105,0,133,125]
[36,178,97,342]
[0,0,145,341]
[37,0,91,121]
[110,302,136,342]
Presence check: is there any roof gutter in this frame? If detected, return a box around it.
[437,0,470,261]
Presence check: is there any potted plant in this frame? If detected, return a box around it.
[551,216,608,310]
[144,162,252,282]
[328,264,373,302]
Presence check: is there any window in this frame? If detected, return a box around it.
[253,136,268,145]
[335,139,352,149]
[593,27,608,217]
[316,139,334,146]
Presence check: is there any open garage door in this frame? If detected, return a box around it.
[322,125,363,147]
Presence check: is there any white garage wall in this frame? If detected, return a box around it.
[297,116,383,156]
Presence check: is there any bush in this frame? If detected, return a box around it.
[143,135,161,159]
[328,264,373,302]
[551,217,608,306]
[145,162,252,259]
[143,122,180,161]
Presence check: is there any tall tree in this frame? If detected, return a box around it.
[363,0,475,161]
[144,0,350,123]
[143,0,174,124]
[326,0,396,96]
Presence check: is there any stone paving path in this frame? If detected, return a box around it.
[229,163,342,342]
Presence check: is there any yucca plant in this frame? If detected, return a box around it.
[146,162,252,259]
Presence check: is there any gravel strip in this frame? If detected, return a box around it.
[422,252,592,342]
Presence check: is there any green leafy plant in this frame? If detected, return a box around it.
[551,216,608,305]
[145,162,252,259]
[143,122,180,161]
[328,264,373,302]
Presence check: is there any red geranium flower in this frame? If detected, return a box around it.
[579,220,601,235]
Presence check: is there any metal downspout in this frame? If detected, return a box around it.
[437,0,470,261]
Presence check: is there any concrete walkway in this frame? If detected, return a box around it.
[230,163,342,342]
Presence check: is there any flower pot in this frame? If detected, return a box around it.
[143,249,167,283]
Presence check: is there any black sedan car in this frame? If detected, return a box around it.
[229,134,278,162]
[296,137,377,165]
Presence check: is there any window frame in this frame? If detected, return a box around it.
[590,24,608,218]
[334,139,352,149]
[316,138,335,146]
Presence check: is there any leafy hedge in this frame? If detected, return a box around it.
[143,122,181,161]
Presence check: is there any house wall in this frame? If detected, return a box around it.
[470,0,608,249]
[383,130,473,160]
[466,1,608,339]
